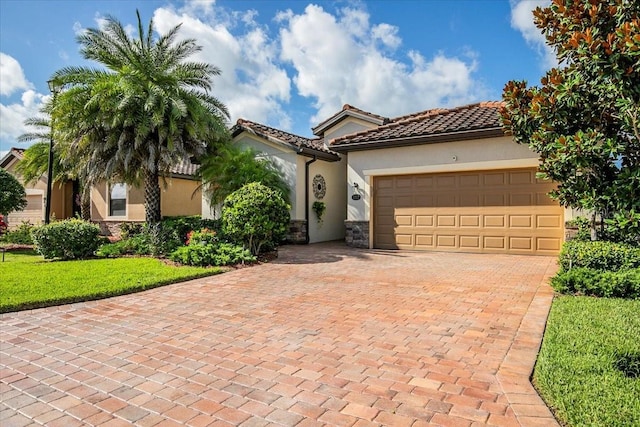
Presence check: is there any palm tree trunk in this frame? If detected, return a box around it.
[80,181,91,221]
[144,169,161,223]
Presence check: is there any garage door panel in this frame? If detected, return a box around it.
[436,176,456,187]
[537,215,561,228]
[537,237,561,251]
[484,215,506,228]
[510,237,533,250]
[510,193,533,206]
[484,236,506,249]
[460,215,480,227]
[460,174,480,187]
[484,173,506,186]
[395,215,413,226]
[436,235,457,248]
[415,215,434,226]
[436,215,456,227]
[460,235,480,248]
[415,234,434,247]
[373,169,563,255]
[395,234,413,246]
[459,193,480,206]
[437,193,456,206]
[509,170,534,185]
[484,193,506,206]
[509,215,532,228]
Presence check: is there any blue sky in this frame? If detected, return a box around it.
[0,0,552,157]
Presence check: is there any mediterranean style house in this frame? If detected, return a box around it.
[0,148,201,235]
[218,102,577,255]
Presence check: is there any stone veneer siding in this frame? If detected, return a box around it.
[97,221,144,239]
[287,219,308,244]
[345,220,369,248]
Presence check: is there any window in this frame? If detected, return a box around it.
[109,183,127,217]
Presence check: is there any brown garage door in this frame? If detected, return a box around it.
[7,194,43,227]
[374,168,563,255]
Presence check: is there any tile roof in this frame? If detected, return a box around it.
[233,119,339,157]
[330,102,505,150]
[169,158,199,177]
[0,147,25,168]
[312,104,390,136]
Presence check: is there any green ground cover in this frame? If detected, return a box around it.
[0,251,223,313]
[534,296,640,426]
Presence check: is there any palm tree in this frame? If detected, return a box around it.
[199,144,291,210]
[50,10,229,223]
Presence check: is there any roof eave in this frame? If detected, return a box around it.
[331,127,505,152]
[297,146,341,162]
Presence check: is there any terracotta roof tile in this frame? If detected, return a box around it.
[330,102,505,149]
[169,158,199,177]
[233,119,338,156]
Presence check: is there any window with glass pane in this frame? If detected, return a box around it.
[109,183,127,216]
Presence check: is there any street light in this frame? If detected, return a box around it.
[44,79,61,225]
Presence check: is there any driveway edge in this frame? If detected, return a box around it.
[496,260,559,426]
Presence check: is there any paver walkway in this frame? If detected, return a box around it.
[1,242,558,426]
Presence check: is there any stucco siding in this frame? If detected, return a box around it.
[92,177,199,222]
[230,134,300,219]
[307,157,347,243]
[322,118,380,141]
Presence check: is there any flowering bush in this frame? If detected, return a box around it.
[0,215,7,236]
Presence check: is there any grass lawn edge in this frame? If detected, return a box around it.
[0,268,225,314]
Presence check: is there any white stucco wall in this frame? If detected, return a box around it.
[202,134,299,219]
[345,136,543,221]
[307,156,347,243]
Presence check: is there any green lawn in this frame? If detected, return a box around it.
[534,296,640,427]
[0,251,223,313]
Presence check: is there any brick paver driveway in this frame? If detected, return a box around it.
[1,243,559,427]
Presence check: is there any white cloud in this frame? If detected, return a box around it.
[152,6,292,129]
[279,4,486,124]
[0,53,33,96]
[0,89,48,144]
[510,0,556,69]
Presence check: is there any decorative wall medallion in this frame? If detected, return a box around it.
[312,174,326,199]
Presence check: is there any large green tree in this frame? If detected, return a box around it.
[502,0,639,238]
[0,169,27,216]
[51,10,229,223]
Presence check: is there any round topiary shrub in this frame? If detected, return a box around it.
[32,219,102,260]
[222,182,290,255]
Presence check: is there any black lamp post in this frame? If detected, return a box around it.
[44,80,60,224]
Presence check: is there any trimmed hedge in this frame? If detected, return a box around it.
[558,240,640,272]
[32,219,102,260]
[170,242,255,267]
[551,267,640,299]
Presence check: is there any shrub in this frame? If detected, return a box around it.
[0,215,7,236]
[31,219,102,260]
[120,222,144,239]
[96,235,152,257]
[170,242,255,266]
[1,221,35,245]
[186,228,218,246]
[558,240,640,272]
[222,182,290,255]
[551,267,640,299]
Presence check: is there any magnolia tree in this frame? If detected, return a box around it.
[502,0,640,240]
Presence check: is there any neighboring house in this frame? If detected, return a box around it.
[222,102,576,255]
[91,159,202,235]
[0,147,75,227]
